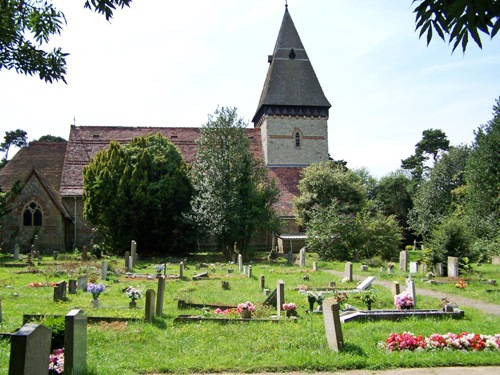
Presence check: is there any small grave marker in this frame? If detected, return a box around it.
[299,248,305,267]
[13,243,20,261]
[69,280,77,294]
[360,265,368,271]
[248,265,252,278]
[323,298,344,352]
[238,254,243,273]
[156,277,165,316]
[82,246,88,261]
[9,324,51,375]
[77,275,88,291]
[101,260,107,280]
[130,240,137,267]
[356,276,375,291]
[409,262,418,274]
[53,281,67,302]
[145,289,155,322]
[64,309,87,375]
[392,281,400,296]
[406,277,416,309]
[448,256,459,277]
[492,256,500,265]
[276,280,285,318]
[312,262,318,271]
[345,262,353,282]
[259,275,265,290]
[124,251,130,269]
[399,250,408,272]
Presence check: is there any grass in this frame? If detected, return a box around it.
[0,251,499,374]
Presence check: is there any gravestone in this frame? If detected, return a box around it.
[276,280,285,318]
[65,309,87,375]
[345,262,353,282]
[179,262,184,279]
[492,256,500,265]
[433,262,444,276]
[156,277,165,316]
[399,250,408,272]
[227,268,233,274]
[448,256,459,277]
[259,275,265,290]
[27,253,33,266]
[130,240,137,268]
[322,297,344,352]
[243,265,247,275]
[238,254,243,273]
[313,262,318,271]
[0,298,2,323]
[360,264,368,271]
[299,248,305,267]
[53,281,67,302]
[392,281,400,296]
[248,265,252,278]
[145,289,156,322]
[406,277,416,309]
[68,279,77,294]
[356,276,375,291]
[409,262,418,274]
[13,243,20,261]
[77,275,88,292]
[287,252,294,264]
[263,288,270,296]
[263,288,277,307]
[124,251,130,269]
[9,323,51,375]
[128,256,133,271]
[101,260,107,280]
[82,246,88,261]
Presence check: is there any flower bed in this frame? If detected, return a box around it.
[380,331,500,352]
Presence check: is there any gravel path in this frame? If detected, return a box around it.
[324,269,500,316]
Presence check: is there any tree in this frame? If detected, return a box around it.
[0,180,23,218]
[83,134,192,255]
[1,129,28,160]
[1,0,132,83]
[189,107,280,259]
[35,135,66,142]
[413,0,500,53]
[293,162,366,227]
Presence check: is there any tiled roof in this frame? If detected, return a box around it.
[252,7,330,124]
[60,125,264,196]
[268,166,304,216]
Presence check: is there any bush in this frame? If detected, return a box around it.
[39,316,65,350]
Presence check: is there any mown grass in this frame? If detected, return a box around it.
[0,252,499,374]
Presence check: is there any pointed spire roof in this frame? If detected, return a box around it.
[252,6,331,126]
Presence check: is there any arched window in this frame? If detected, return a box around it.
[23,202,43,226]
[294,131,301,148]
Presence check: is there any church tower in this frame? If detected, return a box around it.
[252,5,331,167]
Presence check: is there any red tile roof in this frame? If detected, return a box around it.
[269,166,304,216]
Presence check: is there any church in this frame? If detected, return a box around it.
[0,5,331,254]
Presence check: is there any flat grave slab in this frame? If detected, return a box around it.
[340,308,464,323]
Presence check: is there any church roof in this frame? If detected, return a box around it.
[252,6,331,125]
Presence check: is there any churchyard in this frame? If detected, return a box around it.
[0,249,499,374]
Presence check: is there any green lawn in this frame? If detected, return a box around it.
[0,252,499,374]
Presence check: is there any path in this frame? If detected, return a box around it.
[324,269,500,316]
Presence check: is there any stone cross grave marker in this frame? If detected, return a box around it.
[356,276,375,291]
[14,243,20,261]
[145,289,155,322]
[323,297,344,352]
[156,276,165,316]
[65,309,87,375]
[399,250,408,272]
[345,262,353,282]
[9,323,51,375]
[448,256,459,277]
[276,280,285,318]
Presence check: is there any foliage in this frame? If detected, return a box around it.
[39,315,65,350]
[48,348,64,375]
[358,289,377,310]
[357,210,402,260]
[0,180,23,218]
[83,134,193,255]
[35,134,66,142]
[0,0,131,83]
[189,107,280,258]
[413,0,500,53]
[0,129,27,160]
[293,161,366,227]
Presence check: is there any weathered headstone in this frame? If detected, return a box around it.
[399,250,408,272]
[179,262,184,279]
[130,240,137,268]
[243,265,247,275]
[259,275,265,290]
[263,288,277,307]
[299,248,305,267]
[323,297,344,352]
[13,243,20,261]
[434,262,444,276]
[360,264,368,271]
[65,309,87,375]
[448,256,459,277]
[101,260,107,281]
[145,289,155,322]
[248,265,252,278]
[68,279,77,294]
[491,256,500,265]
[263,288,270,296]
[276,280,285,318]
[53,281,67,302]
[128,256,133,271]
[392,281,400,296]
[156,276,165,316]
[9,323,51,375]
[124,251,130,269]
[409,262,418,274]
[405,277,416,309]
[312,262,318,271]
[356,276,375,291]
[238,254,243,273]
[77,275,88,292]
[82,245,88,261]
[345,262,353,282]
[287,251,294,264]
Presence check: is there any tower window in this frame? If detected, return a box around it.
[23,202,43,227]
[289,49,296,60]
[295,131,301,148]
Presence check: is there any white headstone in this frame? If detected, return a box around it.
[448,256,459,277]
[299,248,305,267]
[409,262,418,274]
[238,254,243,273]
[356,276,375,291]
[399,250,408,272]
[405,277,416,309]
[130,240,137,267]
[276,280,285,318]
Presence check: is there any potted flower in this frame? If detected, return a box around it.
[394,291,414,310]
[306,291,324,312]
[335,291,349,309]
[282,302,297,317]
[125,286,142,308]
[87,282,105,308]
[154,265,164,277]
[48,348,64,375]
[237,301,256,319]
[359,289,376,310]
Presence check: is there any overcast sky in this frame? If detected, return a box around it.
[2,0,499,178]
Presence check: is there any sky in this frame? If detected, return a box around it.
[1,0,500,178]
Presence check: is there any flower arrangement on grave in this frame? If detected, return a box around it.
[154,265,164,275]
[387,261,394,270]
[456,279,467,289]
[125,286,142,301]
[359,289,376,310]
[394,291,414,310]
[334,291,349,309]
[306,291,324,311]
[48,348,64,375]
[282,302,297,311]
[28,282,57,287]
[87,282,105,300]
[213,308,239,318]
[380,331,500,352]
[237,301,256,318]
